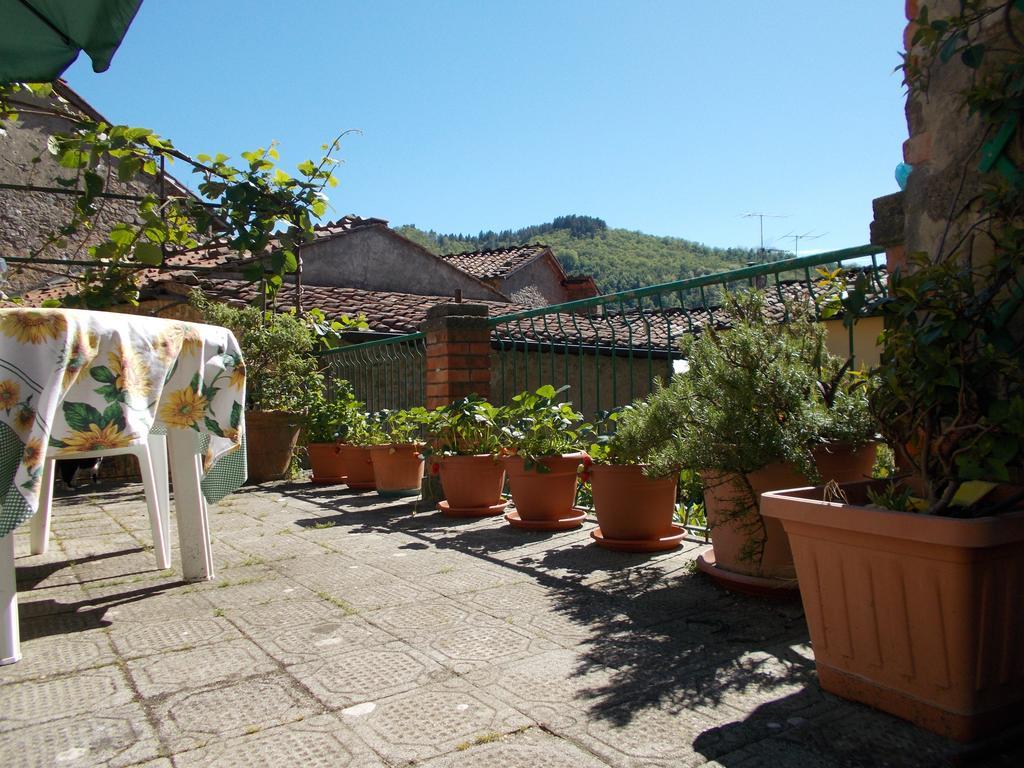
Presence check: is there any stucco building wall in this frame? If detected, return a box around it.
[294,228,504,302]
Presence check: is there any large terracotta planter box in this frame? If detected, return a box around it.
[761,480,1024,741]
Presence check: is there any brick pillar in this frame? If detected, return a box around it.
[422,303,491,409]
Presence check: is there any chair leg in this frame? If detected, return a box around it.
[137,445,170,571]
[167,430,214,581]
[1,533,21,665]
[29,458,56,556]
[146,434,171,569]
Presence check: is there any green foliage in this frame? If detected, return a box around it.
[584,404,677,471]
[295,307,368,353]
[862,253,1024,514]
[426,395,506,456]
[0,82,351,308]
[191,294,320,413]
[846,0,1024,516]
[303,382,371,444]
[395,216,761,294]
[640,291,876,481]
[500,385,592,468]
[367,407,433,445]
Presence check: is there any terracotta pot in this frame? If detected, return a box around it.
[245,410,302,482]
[590,464,678,540]
[307,443,347,484]
[504,453,585,522]
[701,442,877,581]
[761,479,1024,742]
[370,444,425,497]
[338,444,375,490]
[437,455,506,509]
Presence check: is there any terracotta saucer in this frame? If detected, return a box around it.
[345,480,377,491]
[310,475,347,485]
[695,547,800,599]
[438,499,508,517]
[505,508,587,531]
[590,523,686,552]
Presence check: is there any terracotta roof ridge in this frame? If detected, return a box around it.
[438,243,548,259]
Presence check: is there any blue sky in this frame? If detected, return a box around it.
[65,1,908,255]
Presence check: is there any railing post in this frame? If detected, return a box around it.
[421,303,491,408]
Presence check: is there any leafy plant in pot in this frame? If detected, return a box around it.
[760,3,1024,740]
[584,404,685,552]
[500,385,592,531]
[367,408,431,498]
[647,290,876,594]
[303,382,368,485]
[192,295,321,482]
[426,395,508,517]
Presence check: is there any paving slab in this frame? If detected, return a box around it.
[150,672,323,753]
[171,713,385,768]
[0,702,161,768]
[2,478,1020,768]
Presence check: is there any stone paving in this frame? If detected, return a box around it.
[2,479,1022,768]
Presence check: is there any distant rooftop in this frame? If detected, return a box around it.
[438,245,550,280]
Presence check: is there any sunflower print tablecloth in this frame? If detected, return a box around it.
[0,308,246,538]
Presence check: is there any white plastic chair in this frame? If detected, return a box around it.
[29,433,170,570]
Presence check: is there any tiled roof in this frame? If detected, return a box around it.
[438,245,550,280]
[7,266,886,355]
[488,268,888,352]
[163,215,389,270]
[195,279,527,336]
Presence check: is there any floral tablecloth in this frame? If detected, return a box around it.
[0,308,246,538]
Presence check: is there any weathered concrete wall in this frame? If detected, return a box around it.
[499,257,569,306]
[296,228,505,302]
[824,316,884,370]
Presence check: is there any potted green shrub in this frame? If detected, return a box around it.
[193,296,322,482]
[647,291,876,593]
[500,385,591,531]
[760,3,1024,740]
[303,382,367,484]
[367,408,431,498]
[583,404,684,552]
[426,395,507,517]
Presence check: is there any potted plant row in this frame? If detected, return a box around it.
[367,408,430,497]
[500,385,590,531]
[583,405,685,552]
[304,382,365,484]
[426,396,508,517]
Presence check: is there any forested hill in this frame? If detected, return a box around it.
[394,215,760,295]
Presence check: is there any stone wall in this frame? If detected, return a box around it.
[0,86,192,296]
[901,0,1018,265]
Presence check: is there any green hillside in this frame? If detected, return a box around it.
[395,215,763,295]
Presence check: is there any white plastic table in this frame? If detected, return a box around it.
[0,308,247,664]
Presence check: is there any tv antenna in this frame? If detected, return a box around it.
[777,231,826,257]
[741,213,788,254]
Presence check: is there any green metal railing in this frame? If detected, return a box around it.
[321,244,887,414]
[488,244,886,415]
[319,332,427,411]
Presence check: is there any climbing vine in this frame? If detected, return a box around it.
[0,82,350,308]
[842,1,1024,515]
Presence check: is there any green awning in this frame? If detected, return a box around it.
[0,0,143,84]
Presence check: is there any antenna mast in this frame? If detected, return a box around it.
[740,212,787,259]
[777,230,826,257]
